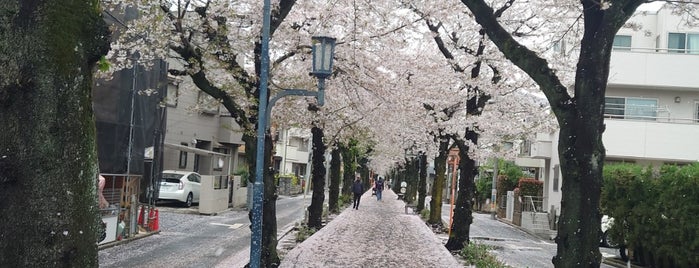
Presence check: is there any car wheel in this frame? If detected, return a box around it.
[603,231,619,248]
[185,193,193,208]
[619,245,629,262]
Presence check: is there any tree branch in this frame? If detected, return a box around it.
[460,0,573,117]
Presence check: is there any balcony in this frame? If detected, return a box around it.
[609,49,699,90]
[604,118,699,162]
[530,138,552,159]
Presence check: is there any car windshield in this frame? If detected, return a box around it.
[162,173,184,183]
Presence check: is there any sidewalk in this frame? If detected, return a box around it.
[280,190,461,268]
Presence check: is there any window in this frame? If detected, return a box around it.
[668,33,699,54]
[553,164,559,192]
[613,35,632,51]
[178,143,188,168]
[292,137,309,152]
[165,82,179,107]
[604,97,658,121]
[604,97,625,118]
[188,173,200,183]
[626,98,658,120]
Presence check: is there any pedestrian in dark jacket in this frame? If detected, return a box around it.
[375,177,384,201]
[351,177,364,210]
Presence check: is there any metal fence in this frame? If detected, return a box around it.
[522,195,545,212]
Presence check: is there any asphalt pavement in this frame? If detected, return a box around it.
[99,195,309,268]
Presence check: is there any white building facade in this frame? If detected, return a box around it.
[273,128,312,180]
[530,4,699,216]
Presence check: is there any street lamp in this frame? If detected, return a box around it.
[311,36,336,78]
[250,32,336,268]
[263,36,336,124]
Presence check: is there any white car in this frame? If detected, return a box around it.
[600,215,618,247]
[601,215,631,261]
[158,170,201,207]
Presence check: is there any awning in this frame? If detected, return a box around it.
[164,142,229,157]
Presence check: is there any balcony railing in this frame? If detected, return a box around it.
[604,104,698,124]
[613,46,699,54]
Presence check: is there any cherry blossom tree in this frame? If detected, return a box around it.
[457,0,658,266]
[0,1,110,266]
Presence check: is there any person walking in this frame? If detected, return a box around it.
[375,177,384,201]
[351,177,364,210]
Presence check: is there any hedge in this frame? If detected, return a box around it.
[518,178,543,197]
[601,163,699,267]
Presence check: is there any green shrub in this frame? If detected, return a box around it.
[459,242,508,268]
[601,163,699,267]
[234,168,249,187]
[339,194,351,208]
[420,208,430,220]
[275,174,299,186]
[294,223,317,242]
[475,178,492,207]
[500,161,523,187]
[518,178,543,197]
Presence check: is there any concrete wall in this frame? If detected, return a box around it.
[231,176,247,208]
[199,175,230,214]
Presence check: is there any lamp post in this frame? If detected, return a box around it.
[250,0,335,268]
[250,2,336,265]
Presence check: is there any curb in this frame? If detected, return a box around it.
[98,230,161,250]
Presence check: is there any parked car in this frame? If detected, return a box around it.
[601,215,630,261]
[158,170,201,207]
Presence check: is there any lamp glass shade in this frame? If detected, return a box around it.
[312,36,336,78]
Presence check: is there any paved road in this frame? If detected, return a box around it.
[98,195,309,268]
[437,201,620,268]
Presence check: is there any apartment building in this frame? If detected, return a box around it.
[273,128,312,180]
[162,75,246,177]
[529,3,699,214]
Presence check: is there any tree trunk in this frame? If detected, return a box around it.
[428,137,450,225]
[459,0,643,266]
[445,131,478,251]
[0,1,109,266]
[406,157,419,203]
[552,60,608,267]
[328,148,341,213]
[340,144,354,197]
[307,126,326,229]
[417,153,428,211]
[243,132,279,267]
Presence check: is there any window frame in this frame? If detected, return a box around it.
[604,96,658,121]
[668,32,699,54]
[613,35,632,51]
